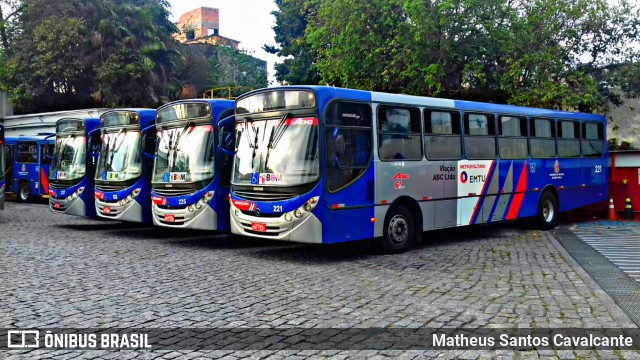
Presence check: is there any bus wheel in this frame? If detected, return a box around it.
[18,182,31,203]
[537,191,558,230]
[377,205,414,253]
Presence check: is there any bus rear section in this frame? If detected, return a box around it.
[48,118,101,217]
[230,86,608,253]
[151,99,235,230]
[93,109,156,223]
[4,134,55,203]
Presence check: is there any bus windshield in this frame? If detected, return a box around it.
[232,117,319,186]
[50,135,86,181]
[95,131,141,182]
[153,124,216,184]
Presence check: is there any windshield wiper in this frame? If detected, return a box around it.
[168,122,192,171]
[106,129,125,171]
[55,135,72,171]
[264,113,290,171]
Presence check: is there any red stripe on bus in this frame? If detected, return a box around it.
[40,168,49,195]
[469,160,496,225]
[506,163,528,220]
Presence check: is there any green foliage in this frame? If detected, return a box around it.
[273,0,640,112]
[2,0,178,112]
[265,0,321,85]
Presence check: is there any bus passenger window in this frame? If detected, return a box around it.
[530,118,556,158]
[424,110,461,160]
[558,120,580,158]
[377,106,421,161]
[582,122,604,157]
[17,141,38,164]
[464,113,496,160]
[498,115,528,160]
[325,102,372,192]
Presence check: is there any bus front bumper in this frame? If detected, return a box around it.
[152,203,219,230]
[96,198,144,222]
[50,196,86,217]
[230,206,322,243]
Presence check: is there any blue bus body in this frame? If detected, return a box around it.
[4,134,55,202]
[94,109,156,223]
[229,86,607,251]
[151,99,235,230]
[48,118,101,217]
[0,124,5,210]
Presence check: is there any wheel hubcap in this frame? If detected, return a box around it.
[388,215,408,245]
[543,199,554,223]
[20,188,28,200]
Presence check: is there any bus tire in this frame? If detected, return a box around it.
[18,182,31,203]
[537,191,558,230]
[377,205,414,253]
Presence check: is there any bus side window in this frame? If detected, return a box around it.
[16,141,38,164]
[325,102,372,192]
[558,120,581,158]
[530,118,556,158]
[424,110,461,160]
[464,113,496,160]
[582,122,604,157]
[498,115,528,160]
[377,106,421,161]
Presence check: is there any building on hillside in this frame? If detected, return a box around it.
[174,7,240,49]
[173,7,267,99]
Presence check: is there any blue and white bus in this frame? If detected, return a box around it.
[4,134,55,202]
[151,99,235,230]
[94,109,156,222]
[229,86,607,252]
[48,118,101,217]
[0,124,5,210]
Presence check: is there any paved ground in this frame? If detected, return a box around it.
[572,221,640,282]
[1,202,639,359]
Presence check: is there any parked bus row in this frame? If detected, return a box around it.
[2,86,608,253]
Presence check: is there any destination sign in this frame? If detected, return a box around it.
[101,111,140,128]
[157,102,211,124]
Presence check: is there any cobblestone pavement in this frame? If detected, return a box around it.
[1,202,639,359]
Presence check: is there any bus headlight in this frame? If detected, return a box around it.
[195,200,203,210]
[188,205,195,212]
[125,194,133,203]
[234,209,240,217]
[294,209,303,218]
[118,200,125,206]
[284,213,293,222]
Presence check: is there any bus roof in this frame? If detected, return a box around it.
[157,99,235,119]
[239,85,605,122]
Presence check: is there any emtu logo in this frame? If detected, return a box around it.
[460,171,468,184]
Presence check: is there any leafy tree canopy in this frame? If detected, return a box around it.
[271,0,640,112]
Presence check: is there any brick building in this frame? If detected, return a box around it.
[174,7,240,48]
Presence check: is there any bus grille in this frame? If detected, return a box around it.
[95,184,127,192]
[233,190,297,202]
[153,188,195,197]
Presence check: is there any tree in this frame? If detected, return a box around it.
[3,0,178,112]
[287,0,640,112]
[265,0,321,85]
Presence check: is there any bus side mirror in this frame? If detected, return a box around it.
[141,132,156,160]
[217,115,235,157]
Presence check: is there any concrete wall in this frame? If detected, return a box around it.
[607,91,640,148]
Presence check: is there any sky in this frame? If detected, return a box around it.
[166,0,281,86]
